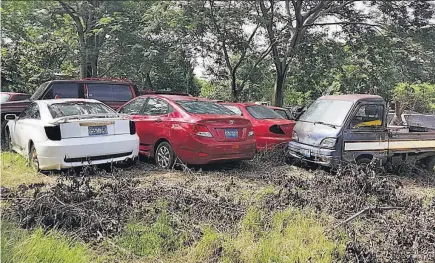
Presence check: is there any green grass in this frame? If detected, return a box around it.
[117,211,186,258]
[180,207,347,263]
[1,221,97,263]
[1,152,53,188]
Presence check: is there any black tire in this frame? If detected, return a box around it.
[1,120,8,148]
[155,141,175,169]
[4,129,12,151]
[28,143,40,172]
[425,156,435,173]
[356,157,372,165]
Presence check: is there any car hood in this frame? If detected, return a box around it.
[293,121,341,146]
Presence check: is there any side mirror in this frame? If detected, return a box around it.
[4,114,17,121]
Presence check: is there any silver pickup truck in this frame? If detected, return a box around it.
[288,94,435,172]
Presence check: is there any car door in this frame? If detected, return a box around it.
[139,97,173,156]
[342,103,388,162]
[14,103,41,154]
[118,97,148,152]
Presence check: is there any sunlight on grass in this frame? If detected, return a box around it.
[181,207,346,263]
[1,221,97,263]
[1,152,53,188]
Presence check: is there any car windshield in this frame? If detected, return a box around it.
[177,100,235,115]
[246,105,284,119]
[48,102,116,118]
[1,94,11,103]
[299,99,354,126]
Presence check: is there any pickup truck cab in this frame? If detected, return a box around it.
[288,94,435,172]
[1,78,139,140]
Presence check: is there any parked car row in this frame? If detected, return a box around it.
[2,78,296,171]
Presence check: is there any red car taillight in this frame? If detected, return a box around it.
[180,123,213,138]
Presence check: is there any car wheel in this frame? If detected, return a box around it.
[155,141,175,169]
[356,157,372,165]
[28,144,40,172]
[4,129,12,151]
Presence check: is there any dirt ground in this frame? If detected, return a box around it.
[1,151,435,262]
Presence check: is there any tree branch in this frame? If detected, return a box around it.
[303,22,384,29]
[233,25,259,72]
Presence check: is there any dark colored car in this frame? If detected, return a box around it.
[1,92,31,103]
[1,78,139,140]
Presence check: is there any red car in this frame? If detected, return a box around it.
[1,92,31,103]
[118,94,256,168]
[219,103,296,150]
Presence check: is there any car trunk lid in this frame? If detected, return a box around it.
[195,115,252,142]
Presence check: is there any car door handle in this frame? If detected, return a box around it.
[155,119,162,123]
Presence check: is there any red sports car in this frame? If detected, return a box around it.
[118,94,256,168]
[219,103,296,150]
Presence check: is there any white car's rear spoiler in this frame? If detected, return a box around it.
[50,113,131,125]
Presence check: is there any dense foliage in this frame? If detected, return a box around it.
[1,1,434,110]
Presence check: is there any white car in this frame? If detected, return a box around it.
[4,99,139,171]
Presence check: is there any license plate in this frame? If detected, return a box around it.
[300,149,311,157]
[88,125,108,136]
[224,129,238,138]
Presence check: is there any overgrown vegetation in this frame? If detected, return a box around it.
[1,221,96,263]
[1,149,434,262]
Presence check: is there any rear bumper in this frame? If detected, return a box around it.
[174,138,256,165]
[256,136,292,150]
[35,134,139,170]
[288,141,340,167]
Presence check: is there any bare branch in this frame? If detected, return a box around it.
[233,25,260,72]
[302,0,331,20]
[322,0,356,15]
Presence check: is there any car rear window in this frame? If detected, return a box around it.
[1,94,11,103]
[274,109,290,119]
[176,100,235,115]
[222,105,243,116]
[246,105,284,119]
[87,84,133,102]
[43,83,80,99]
[48,102,115,118]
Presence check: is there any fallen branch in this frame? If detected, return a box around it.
[334,206,404,229]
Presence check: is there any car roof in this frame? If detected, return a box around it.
[320,94,383,102]
[220,102,259,107]
[44,79,132,85]
[37,98,101,105]
[138,94,211,102]
[268,106,286,110]
[1,92,29,95]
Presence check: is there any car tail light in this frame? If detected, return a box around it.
[181,123,213,138]
[269,124,285,135]
[129,120,136,135]
[45,126,61,141]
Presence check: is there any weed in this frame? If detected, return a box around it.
[1,220,96,263]
[117,212,185,257]
[181,207,345,263]
[1,152,53,188]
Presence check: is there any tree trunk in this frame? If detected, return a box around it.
[390,100,404,125]
[231,72,238,102]
[272,71,285,106]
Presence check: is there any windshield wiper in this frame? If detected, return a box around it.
[314,121,337,129]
